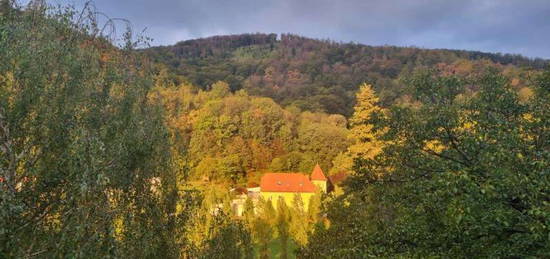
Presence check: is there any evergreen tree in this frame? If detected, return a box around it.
[347,83,385,161]
[276,198,291,259]
[253,198,275,259]
[290,194,309,246]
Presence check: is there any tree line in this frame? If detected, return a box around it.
[145,33,545,116]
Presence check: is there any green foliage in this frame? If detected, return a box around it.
[296,112,350,172]
[289,194,309,246]
[301,69,550,257]
[182,187,254,258]
[3,2,548,258]
[250,198,276,259]
[307,193,322,225]
[199,212,253,259]
[276,198,292,259]
[0,3,256,258]
[152,81,349,182]
[0,3,185,257]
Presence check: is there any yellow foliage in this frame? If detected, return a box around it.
[522,113,535,122]
[347,83,385,161]
[456,111,478,134]
[113,216,124,241]
[329,152,353,176]
[347,138,384,160]
[518,87,534,103]
[462,121,476,131]
[424,140,445,153]
[453,59,474,74]
[0,72,16,107]
[520,113,538,142]
[350,83,381,125]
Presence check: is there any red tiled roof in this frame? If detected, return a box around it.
[260,173,316,193]
[311,164,327,181]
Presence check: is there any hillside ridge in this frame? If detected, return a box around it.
[151,33,547,66]
[145,33,547,116]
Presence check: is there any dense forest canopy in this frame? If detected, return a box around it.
[145,33,547,116]
[149,80,349,183]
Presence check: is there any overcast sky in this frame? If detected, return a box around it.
[38,0,550,58]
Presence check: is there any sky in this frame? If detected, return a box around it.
[34,0,550,59]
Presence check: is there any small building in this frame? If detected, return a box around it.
[231,195,247,217]
[259,164,328,210]
[231,186,262,217]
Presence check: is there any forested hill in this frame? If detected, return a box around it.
[144,33,548,116]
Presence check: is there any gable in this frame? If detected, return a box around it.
[311,164,327,181]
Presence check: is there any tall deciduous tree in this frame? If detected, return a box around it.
[301,69,550,257]
[0,3,184,257]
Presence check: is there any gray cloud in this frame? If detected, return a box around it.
[43,0,550,58]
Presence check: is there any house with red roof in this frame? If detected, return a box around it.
[259,164,328,209]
